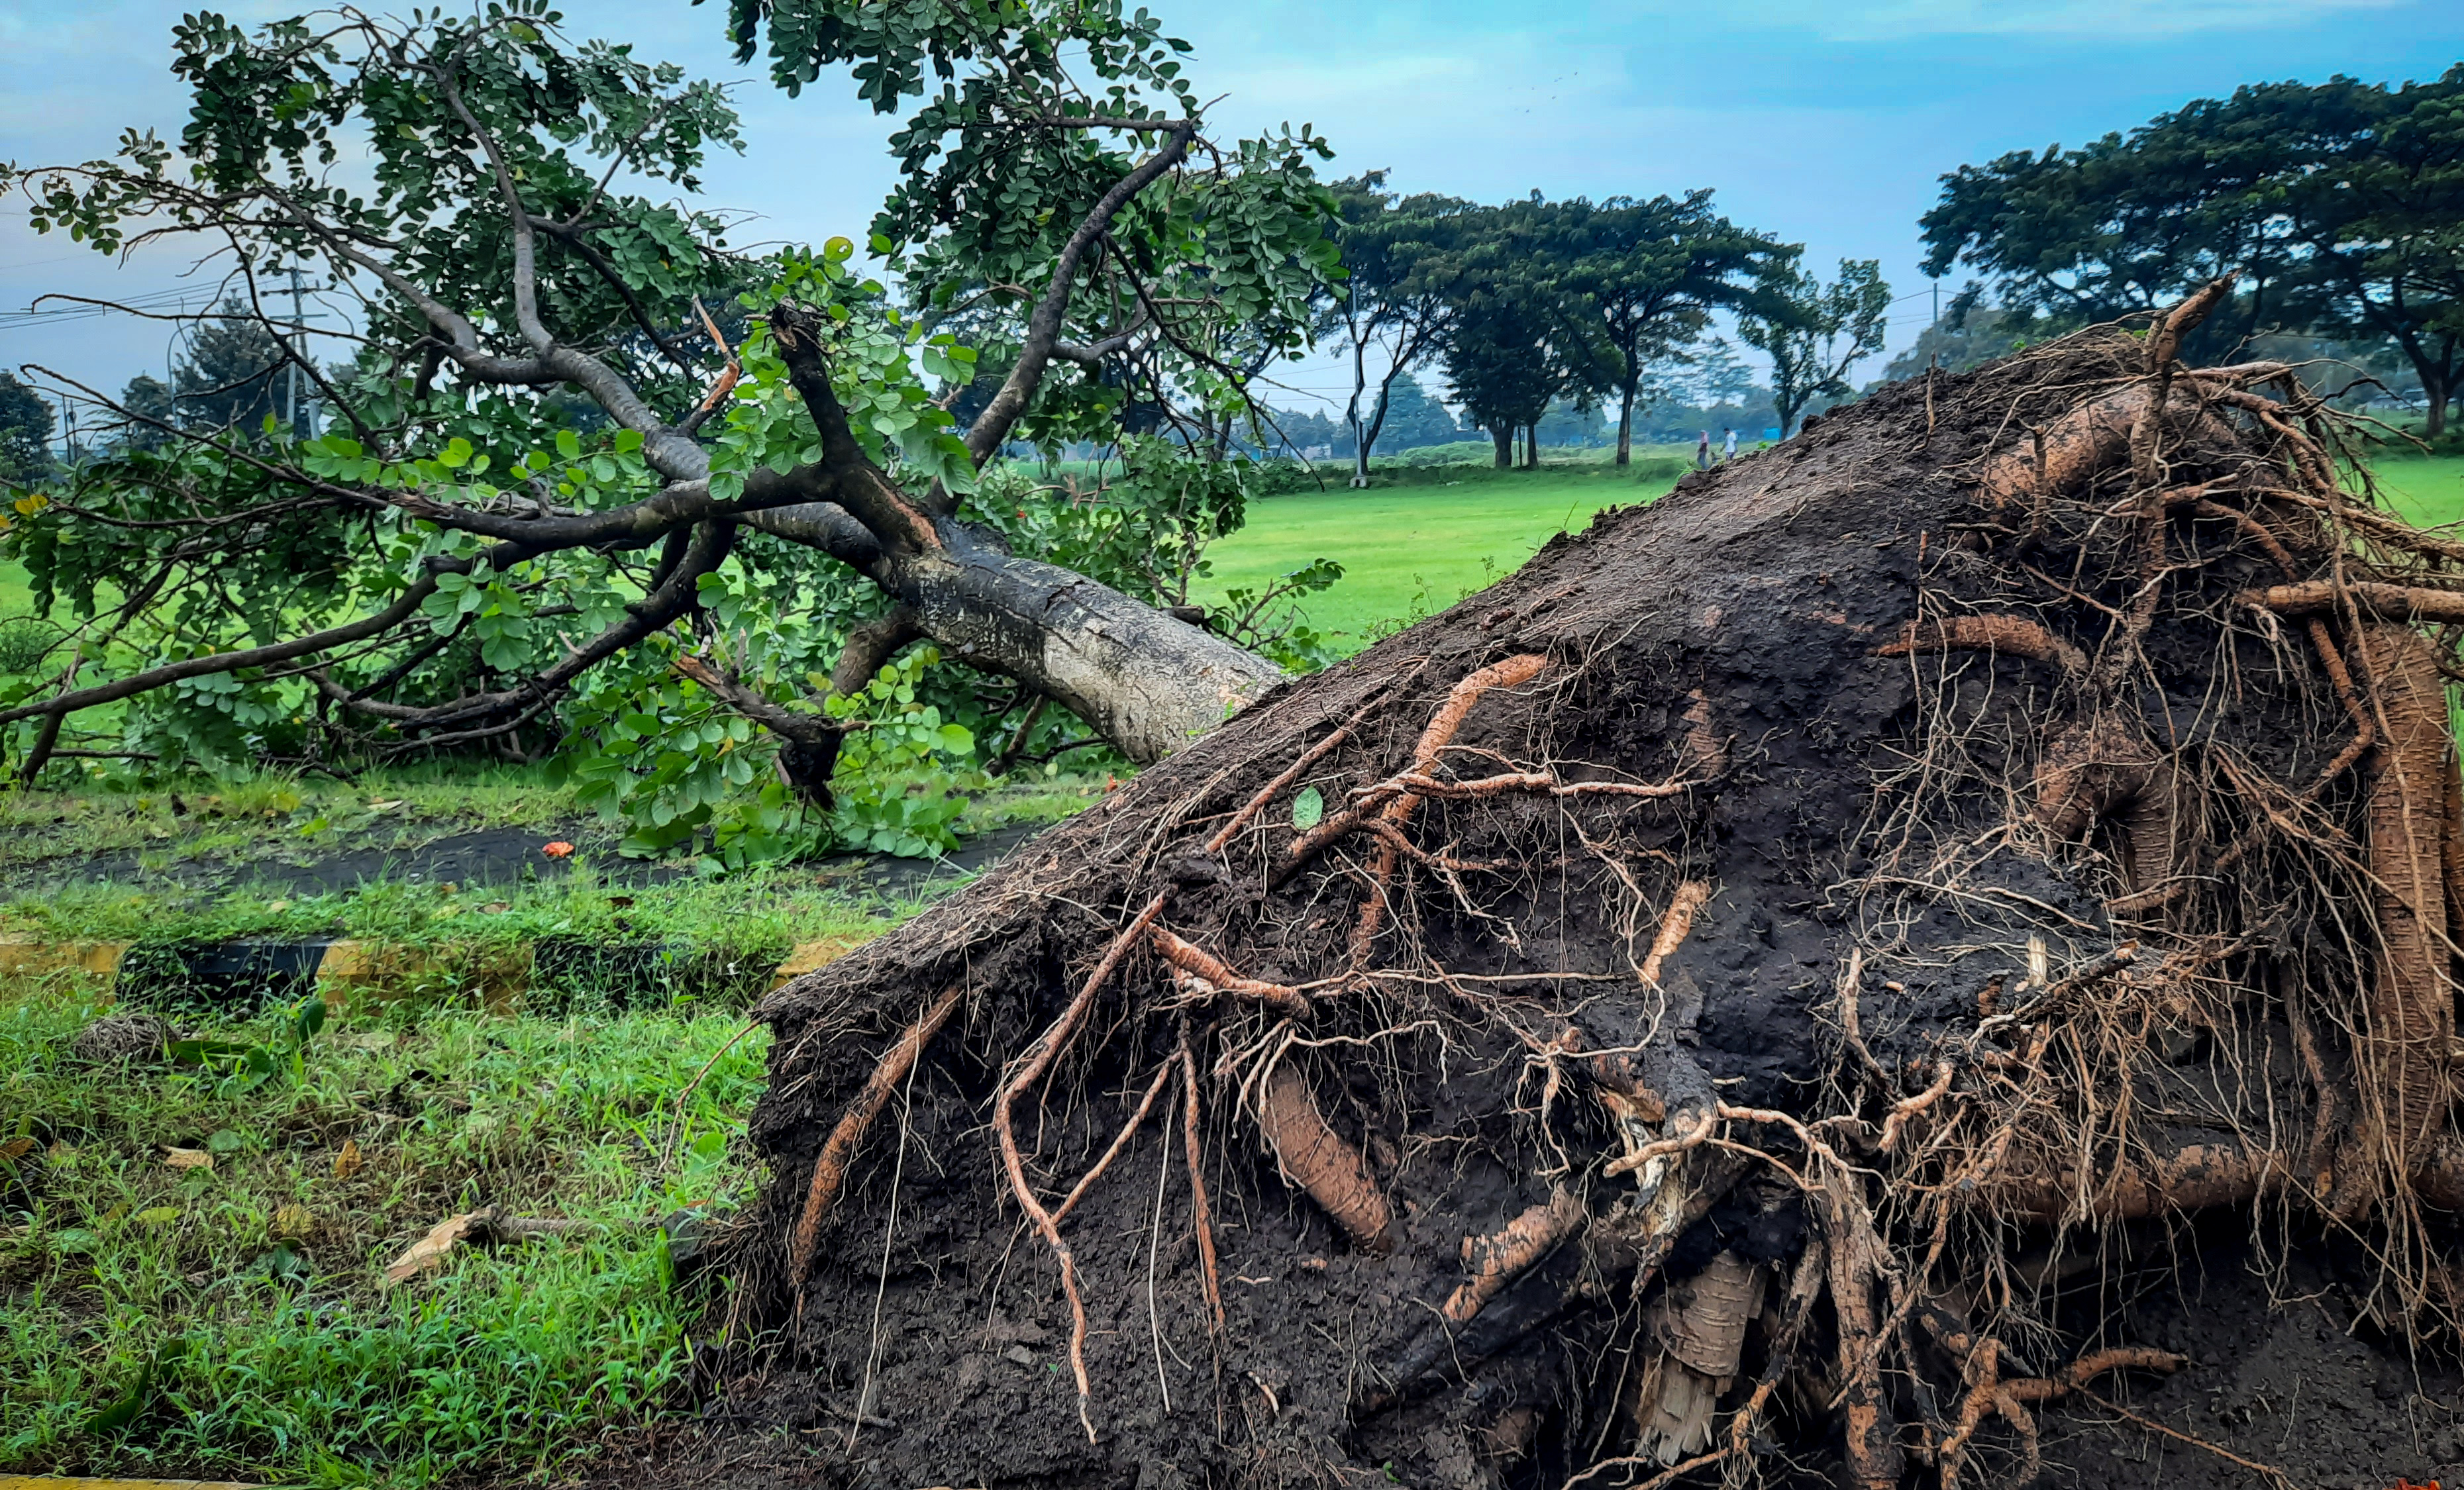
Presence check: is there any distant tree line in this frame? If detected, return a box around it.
[1313,177,1886,478]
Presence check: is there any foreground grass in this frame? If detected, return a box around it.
[0,970,807,1485]
[1199,456,1689,648]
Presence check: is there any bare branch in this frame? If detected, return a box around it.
[963,119,1200,466]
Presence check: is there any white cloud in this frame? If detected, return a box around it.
[1701,0,2408,42]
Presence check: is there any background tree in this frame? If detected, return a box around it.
[1874,285,2037,381]
[1445,279,1568,469]
[1739,258,1892,436]
[0,0,1339,853]
[1372,373,1464,450]
[166,299,288,434]
[0,373,56,485]
[1922,67,2464,432]
[115,375,178,452]
[1545,191,1795,465]
[1323,175,1475,485]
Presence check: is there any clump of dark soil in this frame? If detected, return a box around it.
[662,306,2464,1490]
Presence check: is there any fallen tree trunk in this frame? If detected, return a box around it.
[702,306,2464,1490]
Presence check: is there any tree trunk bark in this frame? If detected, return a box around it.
[2427,373,2449,440]
[1490,425,1513,468]
[750,507,1282,764]
[1616,385,1635,467]
[1523,424,1538,470]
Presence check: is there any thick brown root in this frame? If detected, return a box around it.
[1258,1064,1396,1254]
[1876,613,2086,675]
[2247,579,2464,624]
[2334,624,2457,1216]
[786,983,964,1298]
[1351,653,1549,959]
[1977,387,2147,509]
[1151,928,1312,1017]
[1441,1185,1584,1324]
[1978,1142,2290,1222]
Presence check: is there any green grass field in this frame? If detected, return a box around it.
[1198,458,1687,648]
[1202,452,2464,652]
[2370,454,2464,528]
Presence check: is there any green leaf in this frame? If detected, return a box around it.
[555,428,583,460]
[1291,785,1323,830]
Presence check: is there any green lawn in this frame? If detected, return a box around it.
[2371,454,2464,528]
[1198,460,1686,649]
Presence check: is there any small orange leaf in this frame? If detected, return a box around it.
[333,1139,364,1180]
[541,840,575,858]
[383,1213,479,1287]
[164,1147,213,1171]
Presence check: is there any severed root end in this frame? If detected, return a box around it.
[1633,1250,1767,1466]
[1442,1185,1584,1324]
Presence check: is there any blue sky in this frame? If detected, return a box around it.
[4,0,2461,423]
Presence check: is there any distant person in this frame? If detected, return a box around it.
[1723,428,1738,462]
[1696,430,1711,470]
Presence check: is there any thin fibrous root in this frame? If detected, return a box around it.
[1204,680,1404,856]
[1939,1344,2182,1489]
[1176,1032,1225,1337]
[1051,1061,1178,1227]
[1286,766,1696,888]
[788,983,964,1299]
[1878,1060,1955,1152]
[1441,1185,1584,1324]
[991,890,1168,1442]
[1258,1064,1396,1254]
[1151,928,1312,1018]
[1875,614,2087,676]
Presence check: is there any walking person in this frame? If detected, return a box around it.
[1722,427,1739,463]
[1696,430,1712,470]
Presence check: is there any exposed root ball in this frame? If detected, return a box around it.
[715,305,2464,1490]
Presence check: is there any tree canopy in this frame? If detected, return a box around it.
[1922,66,2464,432]
[1739,258,1892,437]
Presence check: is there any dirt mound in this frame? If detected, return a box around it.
[693,305,2464,1489]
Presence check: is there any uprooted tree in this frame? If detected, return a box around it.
[0,1,1339,858]
[713,285,2464,1487]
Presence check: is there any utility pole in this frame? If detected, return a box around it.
[278,264,331,438]
[285,264,306,435]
